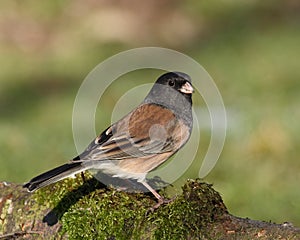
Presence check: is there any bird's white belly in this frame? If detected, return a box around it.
[82,160,146,182]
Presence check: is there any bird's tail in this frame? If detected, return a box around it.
[23,162,86,192]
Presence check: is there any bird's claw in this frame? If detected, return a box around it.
[146,196,177,214]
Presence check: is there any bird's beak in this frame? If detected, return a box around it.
[179,82,194,94]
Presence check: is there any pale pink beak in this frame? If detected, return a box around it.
[179,82,194,94]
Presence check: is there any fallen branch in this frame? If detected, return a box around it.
[0,178,299,239]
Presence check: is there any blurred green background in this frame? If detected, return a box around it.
[1,0,299,226]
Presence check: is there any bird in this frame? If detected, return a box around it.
[23,71,194,208]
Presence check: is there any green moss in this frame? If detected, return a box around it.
[0,176,225,239]
[61,189,150,239]
[33,177,226,239]
[34,173,89,208]
[140,180,227,239]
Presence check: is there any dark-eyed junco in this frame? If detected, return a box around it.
[24,72,194,207]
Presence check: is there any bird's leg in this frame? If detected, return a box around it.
[141,181,175,211]
[80,172,86,183]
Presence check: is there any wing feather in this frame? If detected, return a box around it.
[73,104,189,162]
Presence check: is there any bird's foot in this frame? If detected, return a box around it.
[147,195,177,213]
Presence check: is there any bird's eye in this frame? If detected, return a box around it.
[168,79,175,86]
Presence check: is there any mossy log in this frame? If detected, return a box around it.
[0,177,299,239]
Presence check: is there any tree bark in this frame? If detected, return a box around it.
[0,177,299,239]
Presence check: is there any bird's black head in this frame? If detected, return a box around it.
[143,71,193,128]
[156,72,194,97]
